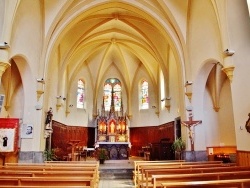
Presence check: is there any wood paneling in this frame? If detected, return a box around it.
[52,121,95,160]
[129,121,175,156]
[206,146,236,155]
[237,150,250,166]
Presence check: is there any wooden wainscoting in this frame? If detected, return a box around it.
[237,150,250,166]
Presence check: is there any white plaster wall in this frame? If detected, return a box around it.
[8,0,44,151]
[218,79,236,145]
[1,0,250,155]
[227,0,250,150]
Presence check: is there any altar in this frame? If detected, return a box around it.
[95,142,131,160]
[96,82,131,160]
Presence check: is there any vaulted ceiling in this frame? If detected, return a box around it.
[46,1,185,95]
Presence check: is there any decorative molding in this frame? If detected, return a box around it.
[213,106,220,112]
[65,110,70,116]
[56,104,61,110]
[222,66,235,83]
[0,61,10,78]
[185,92,192,102]
[36,90,44,101]
[155,111,160,117]
[127,114,132,120]
[165,105,170,112]
[4,105,10,111]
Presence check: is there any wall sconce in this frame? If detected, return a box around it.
[0,42,10,49]
[161,97,171,111]
[36,78,45,84]
[161,97,171,102]
[165,98,171,112]
[185,81,193,86]
[223,49,235,56]
[185,81,193,102]
[63,97,66,101]
[35,104,43,110]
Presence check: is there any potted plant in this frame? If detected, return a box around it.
[93,148,109,164]
[172,137,186,160]
[43,149,57,161]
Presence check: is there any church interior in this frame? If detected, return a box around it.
[0,1,250,184]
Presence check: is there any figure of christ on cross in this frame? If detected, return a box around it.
[181,110,202,151]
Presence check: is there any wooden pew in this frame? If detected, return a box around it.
[161,178,250,188]
[134,161,225,188]
[0,173,98,187]
[134,161,224,187]
[1,165,99,180]
[0,186,88,188]
[133,160,184,187]
[139,163,232,188]
[0,176,95,187]
[1,165,98,172]
[141,166,250,188]
[0,163,99,188]
[150,171,250,188]
[0,170,97,178]
[6,161,99,165]
[0,186,89,188]
[4,162,99,168]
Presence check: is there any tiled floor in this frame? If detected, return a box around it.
[82,156,142,188]
[97,156,141,188]
[99,179,134,188]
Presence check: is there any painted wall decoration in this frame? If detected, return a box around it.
[0,118,19,153]
[0,128,15,152]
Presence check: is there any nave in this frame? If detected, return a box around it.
[0,155,249,188]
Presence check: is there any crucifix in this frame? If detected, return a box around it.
[181,109,202,151]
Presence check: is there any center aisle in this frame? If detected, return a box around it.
[97,156,143,188]
[99,179,134,188]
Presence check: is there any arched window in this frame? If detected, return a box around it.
[160,71,165,108]
[140,80,149,109]
[104,78,121,111]
[77,79,85,109]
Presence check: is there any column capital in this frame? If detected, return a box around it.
[222,66,235,83]
[0,60,10,78]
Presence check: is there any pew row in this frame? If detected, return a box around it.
[140,165,247,188]
[134,161,231,188]
[0,162,99,188]
[161,178,250,188]
[0,186,88,188]
[0,176,95,187]
[148,170,250,188]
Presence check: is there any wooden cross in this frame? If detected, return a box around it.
[181,110,202,151]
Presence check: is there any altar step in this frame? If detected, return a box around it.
[99,159,135,180]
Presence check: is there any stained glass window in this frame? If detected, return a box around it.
[104,78,121,111]
[140,80,149,109]
[160,71,165,108]
[77,79,85,109]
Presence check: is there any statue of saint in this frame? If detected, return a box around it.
[45,107,53,129]
[110,122,115,134]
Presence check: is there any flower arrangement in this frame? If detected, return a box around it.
[93,148,109,160]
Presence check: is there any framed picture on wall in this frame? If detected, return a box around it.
[21,124,33,139]
[0,128,15,152]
